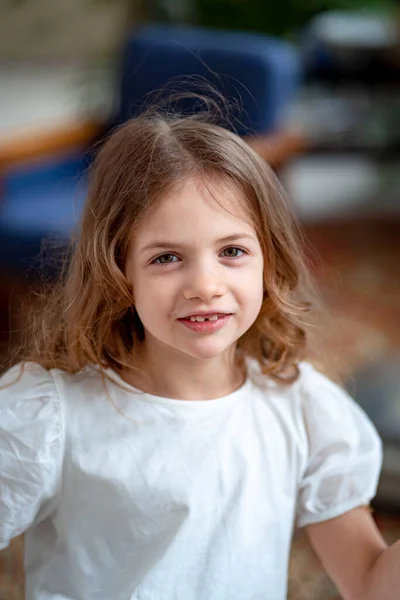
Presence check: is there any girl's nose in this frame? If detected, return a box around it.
[182,267,226,303]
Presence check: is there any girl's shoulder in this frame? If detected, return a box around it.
[0,363,65,448]
[293,361,370,426]
[248,359,381,445]
[246,361,382,527]
[292,362,383,527]
[0,363,72,548]
[247,359,342,404]
[248,359,352,406]
[0,362,112,416]
[0,361,102,392]
[0,362,58,405]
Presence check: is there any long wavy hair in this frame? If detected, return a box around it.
[9,111,317,384]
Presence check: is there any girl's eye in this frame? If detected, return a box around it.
[153,253,179,264]
[221,247,246,258]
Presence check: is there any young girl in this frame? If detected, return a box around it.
[0,111,398,600]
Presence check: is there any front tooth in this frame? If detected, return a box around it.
[196,316,206,322]
[190,316,196,322]
[208,315,218,321]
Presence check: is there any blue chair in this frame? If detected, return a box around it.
[117,24,300,135]
[0,153,88,277]
[0,23,301,277]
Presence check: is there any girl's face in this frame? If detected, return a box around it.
[126,177,264,364]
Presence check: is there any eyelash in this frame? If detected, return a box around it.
[152,247,248,265]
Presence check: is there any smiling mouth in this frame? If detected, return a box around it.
[180,313,231,323]
[177,313,232,334]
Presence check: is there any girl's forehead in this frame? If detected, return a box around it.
[139,177,256,234]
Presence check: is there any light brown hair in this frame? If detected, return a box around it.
[10,111,316,384]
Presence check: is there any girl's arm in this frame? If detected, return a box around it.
[306,506,399,600]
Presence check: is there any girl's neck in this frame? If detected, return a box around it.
[120,346,245,401]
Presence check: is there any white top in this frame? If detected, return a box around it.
[0,361,382,600]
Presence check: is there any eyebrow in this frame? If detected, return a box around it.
[139,233,257,254]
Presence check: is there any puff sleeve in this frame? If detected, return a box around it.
[0,363,63,549]
[296,364,383,528]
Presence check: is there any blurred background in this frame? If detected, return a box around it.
[0,1,399,599]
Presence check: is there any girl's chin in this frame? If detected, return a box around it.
[141,330,239,361]
[179,342,237,361]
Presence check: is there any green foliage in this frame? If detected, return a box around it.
[193,0,397,37]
